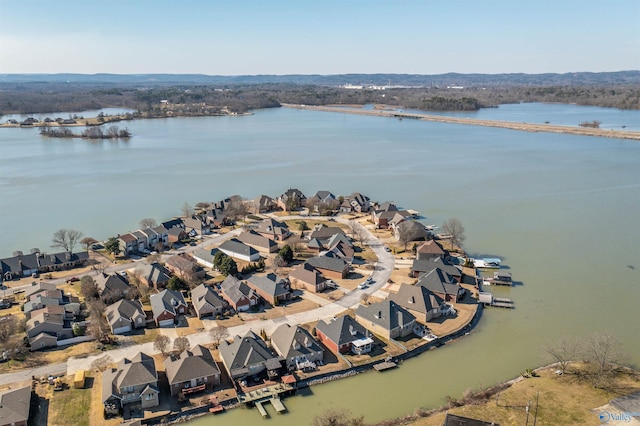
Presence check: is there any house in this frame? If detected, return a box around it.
[165,345,221,396]
[394,220,429,243]
[165,254,206,282]
[416,240,446,261]
[289,263,328,293]
[105,299,146,334]
[306,255,350,280]
[417,268,465,302]
[355,300,417,339]
[0,250,89,280]
[388,284,445,323]
[192,248,219,269]
[308,224,346,245]
[220,276,259,312]
[252,194,276,213]
[191,284,226,318]
[95,273,132,302]
[117,233,138,256]
[102,352,159,415]
[310,190,335,204]
[204,208,231,228]
[307,191,337,213]
[276,188,306,211]
[0,384,31,426]
[316,315,373,355]
[183,215,210,235]
[245,273,291,305]
[218,239,261,262]
[270,324,324,370]
[149,289,188,327]
[139,227,160,249]
[153,224,169,247]
[219,331,282,381]
[26,310,74,350]
[22,282,68,315]
[322,240,355,263]
[411,257,462,281]
[237,230,278,253]
[132,230,149,252]
[256,218,291,241]
[167,226,188,247]
[134,262,171,290]
[348,192,371,213]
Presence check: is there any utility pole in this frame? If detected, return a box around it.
[533,391,540,426]
[525,399,532,425]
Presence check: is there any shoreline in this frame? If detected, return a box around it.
[282,103,640,141]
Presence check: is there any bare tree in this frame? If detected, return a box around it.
[173,336,191,354]
[441,218,466,250]
[349,220,367,244]
[195,201,211,212]
[544,336,581,375]
[0,315,17,345]
[397,221,428,251]
[583,331,627,388]
[154,334,171,356]
[87,299,110,343]
[209,326,229,348]
[51,228,84,253]
[181,202,194,218]
[360,293,370,305]
[91,354,113,372]
[311,408,365,426]
[226,199,249,223]
[139,218,157,229]
[272,255,287,275]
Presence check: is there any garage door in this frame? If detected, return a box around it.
[158,319,174,328]
[113,325,131,334]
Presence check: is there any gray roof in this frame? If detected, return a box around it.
[149,289,187,319]
[270,324,324,361]
[237,230,277,250]
[355,300,415,331]
[256,218,290,237]
[316,315,369,346]
[289,263,326,286]
[219,331,280,377]
[220,275,256,304]
[388,284,443,316]
[307,237,324,250]
[135,262,171,286]
[219,239,259,258]
[165,345,220,385]
[96,273,131,295]
[306,255,349,273]
[246,274,291,298]
[105,299,145,327]
[191,284,225,312]
[118,352,157,389]
[417,268,460,296]
[412,257,461,276]
[311,191,335,202]
[308,225,346,241]
[0,251,88,275]
[0,384,31,424]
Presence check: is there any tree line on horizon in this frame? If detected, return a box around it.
[1,81,639,116]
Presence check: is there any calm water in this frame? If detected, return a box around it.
[1,104,639,424]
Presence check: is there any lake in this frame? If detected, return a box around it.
[1,103,639,424]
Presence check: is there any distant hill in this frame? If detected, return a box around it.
[1,71,639,87]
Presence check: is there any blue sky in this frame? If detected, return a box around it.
[1,0,638,75]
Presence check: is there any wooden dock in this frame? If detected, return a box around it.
[271,397,286,413]
[373,361,397,371]
[491,297,515,308]
[256,400,268,418]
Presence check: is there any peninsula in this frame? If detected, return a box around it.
[0,189,494,425]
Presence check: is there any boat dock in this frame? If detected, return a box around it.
[255,398,287,418]
[373,360,397,371]
[478,292,514,308]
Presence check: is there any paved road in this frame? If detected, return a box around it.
[0,216,394,382]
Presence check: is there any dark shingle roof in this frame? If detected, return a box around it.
[306,255,348,273]
[355,300,415,331]
[221,276,256,305]
[270,324,324,361]
[116,352,158,389]
[219,331,280,376]
[165,345,220,385]
[105,299,145,327]
[389,283,443,316]
[219,239,258,258]
[149,289,187,319]
[316,315,369,346]
[191,284,225,312]
[0,385,31,424]
[417,268,460,296]
[246,274,290,298]
[237,230,277,250]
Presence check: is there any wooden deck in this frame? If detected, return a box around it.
[373,361,397,371]
[491,297,515,308]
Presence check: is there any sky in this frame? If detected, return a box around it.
[0,0,638,75]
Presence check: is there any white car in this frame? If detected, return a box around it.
[357,283,367,290]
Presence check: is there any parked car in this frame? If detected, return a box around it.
[66,277,80,283]
[357,283,367,290]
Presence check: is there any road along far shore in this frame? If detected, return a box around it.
[282,104,640,141]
